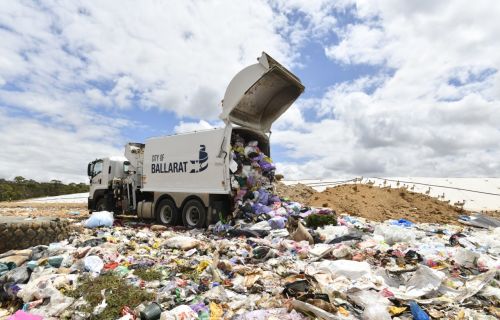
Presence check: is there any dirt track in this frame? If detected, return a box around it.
[0,202,87,218]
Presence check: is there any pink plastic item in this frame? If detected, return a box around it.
[8,310,43,320]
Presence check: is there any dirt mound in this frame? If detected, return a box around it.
[280,183,470,225]
[275,182,316,203]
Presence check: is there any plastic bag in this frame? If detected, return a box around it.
[268,216,287,229]
[84,255,104,274]
[409,301,430,320]
[234,308,305,320]
[244,141,259,156]
[363,304,391,320]
[248,221,272,231]
[452,248,479,267]
[84,211,114,228]
[160,305,198,320]
[316,260,372,280]
[378,265,445,300]
[1,265,30,284]
[374,225,416,245]
[390,219,414,227]
[348,290,391,320]
[164,236,200,250]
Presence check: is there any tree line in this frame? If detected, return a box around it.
[0,176,89,201]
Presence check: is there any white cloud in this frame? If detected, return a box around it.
[1,0,498,183]
[0,0,300,181]
[276,0,500,179]
[0,108,123,183]
[173,120,222,134]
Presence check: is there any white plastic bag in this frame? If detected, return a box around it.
[374,225,416,245]
[378,265,445,300]
[160,305,198,320]
[164,236,200,250]
[84,211,114,228]
[316,225,349,243]
[248,221,272,231]
[84,255,104,274]
[362,303,391,320]
[348,290,391,320]
[453,248,479,267]
[317,260,372,280]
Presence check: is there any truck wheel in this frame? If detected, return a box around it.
[96,198,107,211]
[182,199,207,229]
[155,198,179,226]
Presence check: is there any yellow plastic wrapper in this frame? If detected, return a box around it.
[263,156,273,163]
[209,302,223,319]
[196,260,211,273]
[232,146,245,154]
[106,236,118,243]
[389,306,407,315]
[152,241,161,249]
[127,241,137,249]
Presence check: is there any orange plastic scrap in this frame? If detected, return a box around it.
[338,306,349,316]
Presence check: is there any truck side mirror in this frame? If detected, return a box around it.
[87,163,92,177]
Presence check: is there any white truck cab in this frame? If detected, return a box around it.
[87,52,304,228]
[87,156,129,211]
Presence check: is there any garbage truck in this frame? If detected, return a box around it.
[87,52,304,228]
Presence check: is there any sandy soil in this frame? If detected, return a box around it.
[278,183,500,225]
[275,183,317,204]
[0,202,87,218]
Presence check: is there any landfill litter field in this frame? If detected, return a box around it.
[1,206,499,319]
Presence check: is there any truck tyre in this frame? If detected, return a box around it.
[95,198,107,212]
[182,199,207,229]
[155,198,179,226]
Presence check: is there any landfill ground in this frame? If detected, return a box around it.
[277,183,500,225]
[0,202,87,219]
[0,185,499,319]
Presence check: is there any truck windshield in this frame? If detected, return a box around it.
[92,160,103,177]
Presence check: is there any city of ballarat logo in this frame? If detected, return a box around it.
[151,145,208,174]
[190,145,208,173]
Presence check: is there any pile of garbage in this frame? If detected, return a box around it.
[1,209,499,319]
[225,134,337,238]
[229,134,277,219]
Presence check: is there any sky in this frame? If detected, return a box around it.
[0,0,499,183]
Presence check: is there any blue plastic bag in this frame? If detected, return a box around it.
[391,219,414,228]
[268,216,287,229]
[258,188,270,205]
[409,301,430,320]
[84,211,114,228]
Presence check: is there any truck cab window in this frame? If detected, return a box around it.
[93,161,103,176]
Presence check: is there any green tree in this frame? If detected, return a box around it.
[14,176,26,184]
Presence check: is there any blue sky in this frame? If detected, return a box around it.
[0,0,499,182]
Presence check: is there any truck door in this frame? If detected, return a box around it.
[88,159,109,209]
